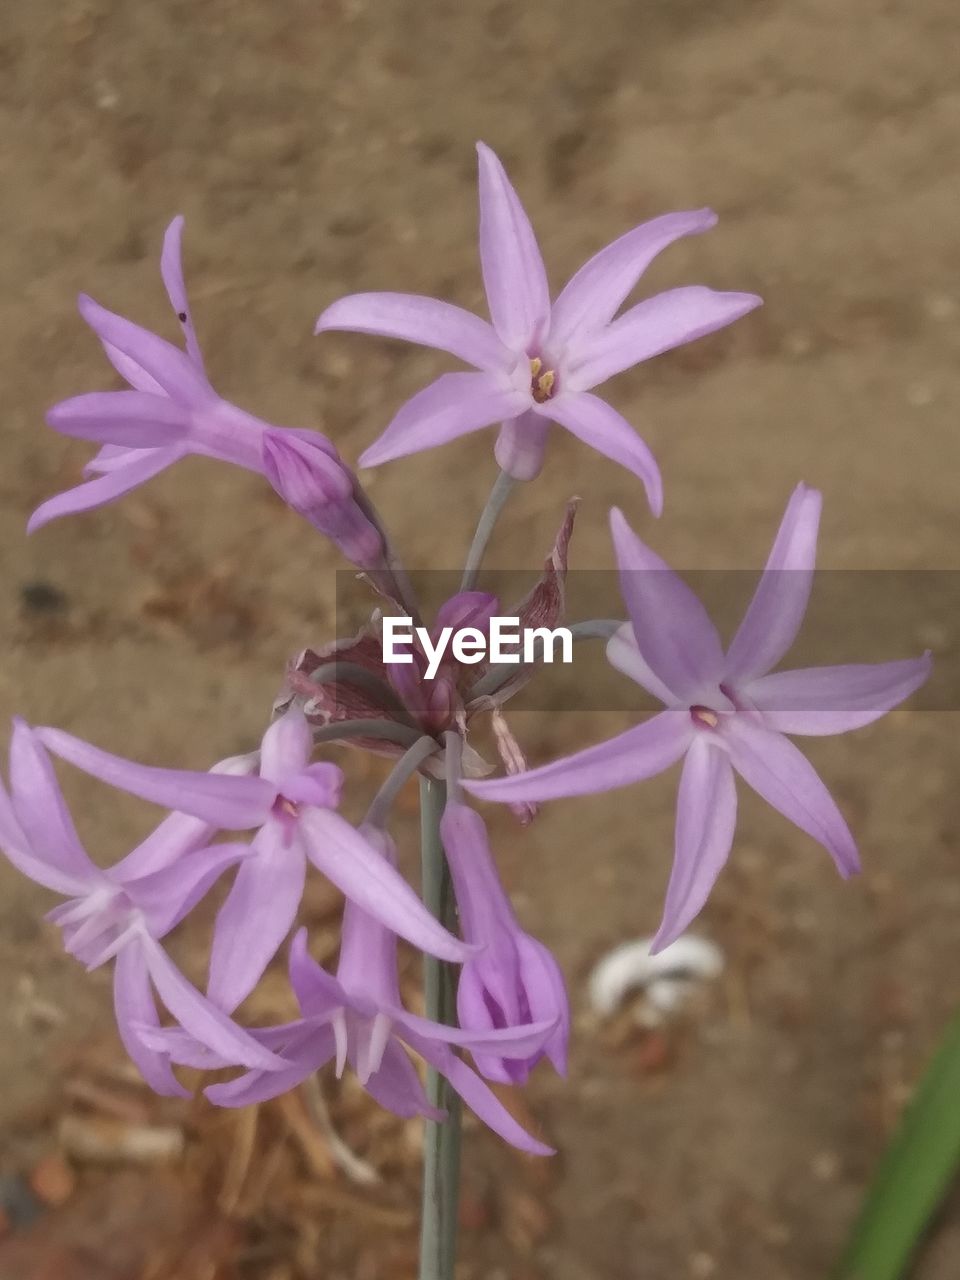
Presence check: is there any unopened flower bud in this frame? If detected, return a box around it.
[262,430,384,568]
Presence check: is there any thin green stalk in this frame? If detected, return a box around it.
[310,718,424,749]
[460,470,516,591]
[833,1010,960,1280]
[363,735,439,829]
[418,773,461,1280]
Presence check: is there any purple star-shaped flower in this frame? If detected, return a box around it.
[465,485,931,949]
[140,829,556,1155]
[32,218,365,547]
[0,720,283,1091]
[315,142,761,510]
[34,707,472,1016]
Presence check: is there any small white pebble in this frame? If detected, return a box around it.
[588,935,724,1019]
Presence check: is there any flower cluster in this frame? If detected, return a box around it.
[4,143,929,1159]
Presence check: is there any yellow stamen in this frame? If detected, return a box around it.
[529,358,556,404]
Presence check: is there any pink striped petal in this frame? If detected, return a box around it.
[36,726,276,829]
[113,943,190,1098]
[544,393,662,514]
[549,209,718,347]
[408,1033,554,1155]
[567,287,762,390]
[365,1040,440,1120]
[205,1026,337,1106]
[9,720,98,883]
[465,711,693,803]
[652,739,737,952]
[27,446,185,533]
[315,292,509,372]
[476,142,550,351]
[206,823,307,1013]
[359,372,527,468]
[725,484,822,681]
[606,623,676,707]
[128,841,251,938]
[610,508,727,703]
[725,717,859,876]
[139,932,285,1071]
[160,216,206,369]
[494,410,550,480]
[394,1008,558,1059]
[47,391,190,447]
[78,295,215,408]
[298,808,471,962]
[747,655,931,735]
[259,705,313,784]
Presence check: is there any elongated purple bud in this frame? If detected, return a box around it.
[261,430,384,568]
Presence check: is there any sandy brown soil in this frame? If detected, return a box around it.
[1,0,958,1276]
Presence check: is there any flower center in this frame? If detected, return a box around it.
[529,357,556,404]
[690,705,720,729]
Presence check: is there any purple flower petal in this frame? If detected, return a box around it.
[365,1040,441,1120]
[139,932,286,1071]
[567,287,762,390]
[47,391,190,448]
[0,775,92,896]
[724,717,859,876]
[298,808,471,962]
[78,295,215,409]
[550,208,719,347]
[393,1007,558,1059]
[36,726,277,829]
[206,823,307,1013]
[315,291,510,372]
[476,142,551,351]
[259,706,313,785]
[494,410,551,481]
[652,739,737,952]
[359,372,527,469]
[9,720,98,884]
[288,927,349,1017]
[113,943,190,1098]
[747,655,932,735]
[113,810,219,883]
[513,933,570,1074]
[725,484,822,681]
[544,393,663,514]
[128,841,251,939]
[160,216,206,370]
[465,711,693,803]
[605,623,676,707]
[408,1032,554,1155]
[610,508,728,703]
[283,763,344,809]
[205,1025,337,1107]
[27,447,185,533]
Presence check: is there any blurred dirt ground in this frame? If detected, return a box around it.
[1,0,959,1276]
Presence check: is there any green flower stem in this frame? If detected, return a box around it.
[418,773,461,1280]
[460,469,517,591]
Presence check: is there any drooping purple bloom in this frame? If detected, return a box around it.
[31,217,347,534]
[466,485,931,950]
[315,142,761,510]
[34,707,472,1016]
[141,829,556,1155]
[440,800,569,1084]
[0,720,284,1091]
[261,429,385,569]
